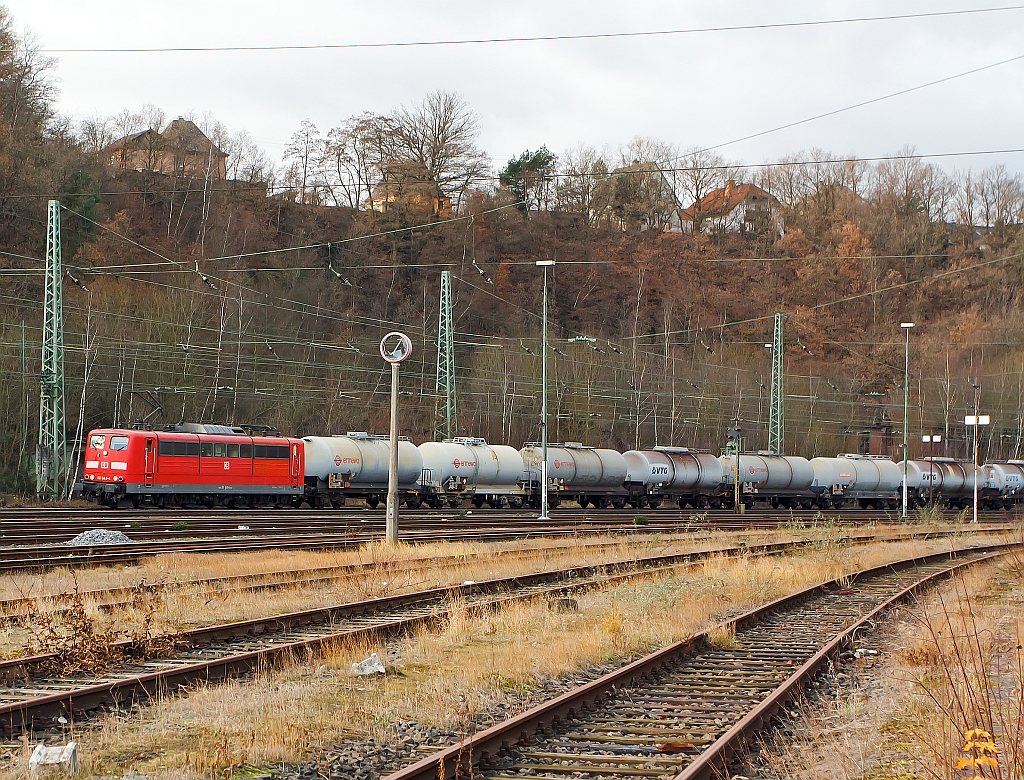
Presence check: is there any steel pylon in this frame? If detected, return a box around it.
[37,200,66,500]
[435,271,456,439]
[768,312,785,455]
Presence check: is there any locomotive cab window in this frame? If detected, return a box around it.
[214,442,227,457]
[109,436,130,451]
[89,434,105,450]
[201,442,214,457]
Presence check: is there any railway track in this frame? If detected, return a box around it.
[0,506,1016,573]
[384,544,1016,780]
[0,526,1007,622]
[0,533,961,734]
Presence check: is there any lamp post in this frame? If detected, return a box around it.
[900,323,915,519]
[921,434,942,506]
[380,331,413,543]
[965,413,990,524]
[537,259,555,521]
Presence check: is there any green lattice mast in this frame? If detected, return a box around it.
[435,270,456,439]
[37,200,66,500]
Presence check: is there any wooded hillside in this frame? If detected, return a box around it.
[1,8,1023,493]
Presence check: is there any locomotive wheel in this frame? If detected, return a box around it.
[366,496,380,509]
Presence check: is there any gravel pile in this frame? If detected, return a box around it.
[65,529,134,546]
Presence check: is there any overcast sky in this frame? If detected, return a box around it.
[7,0,1024,175]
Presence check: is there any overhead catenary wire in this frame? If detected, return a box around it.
[20,6,1023,54]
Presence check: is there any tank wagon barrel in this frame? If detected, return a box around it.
[623,447,724,509]
[418,438,526,509]
[303,432,421,509]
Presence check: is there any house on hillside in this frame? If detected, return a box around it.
[363,161,453,218]
[103,118,228,180]
[679,180,783,236]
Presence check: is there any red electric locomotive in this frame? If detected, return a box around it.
[81,424,304,508]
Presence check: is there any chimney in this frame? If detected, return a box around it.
[724,179,736,198]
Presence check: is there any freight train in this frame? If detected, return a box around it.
[80,424,1019,512]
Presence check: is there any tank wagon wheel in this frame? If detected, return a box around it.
[405,496,422,509]
[509,496,524,509]
[711,497,724,509]
[549,495,561,509]
[472,496,485,509]
[611,497,626,510]
[330,498,345,509]
[448,496,463,509]
[647,498,662,509]
[366,496,380,509]
[578,496,590,509]
[487,497,499,509]
[529,494,542,510]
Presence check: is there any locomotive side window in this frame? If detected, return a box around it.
[201,442,214,457]
[254,444,290,459]
[109,436,130,451]
[240,444,252,458]
[227,443,240,458]
[89,434,105,449]
[159,441,201,456]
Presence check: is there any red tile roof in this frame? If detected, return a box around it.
[679,180,777,221]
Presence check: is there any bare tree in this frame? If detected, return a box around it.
[389,91,489,209]
[283,119,324,204]
[557,144,610,225]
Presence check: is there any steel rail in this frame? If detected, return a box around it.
[0,534,908,734]
[382,542,1018,780]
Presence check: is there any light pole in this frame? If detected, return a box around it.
[900,323,915,519]
[965,413,990,524]
[922,434,941,506]
[537,259,555,521]
[380,332,413,543]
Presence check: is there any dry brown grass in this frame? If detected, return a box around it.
[1,527,862,659]
[0,534,993,779]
